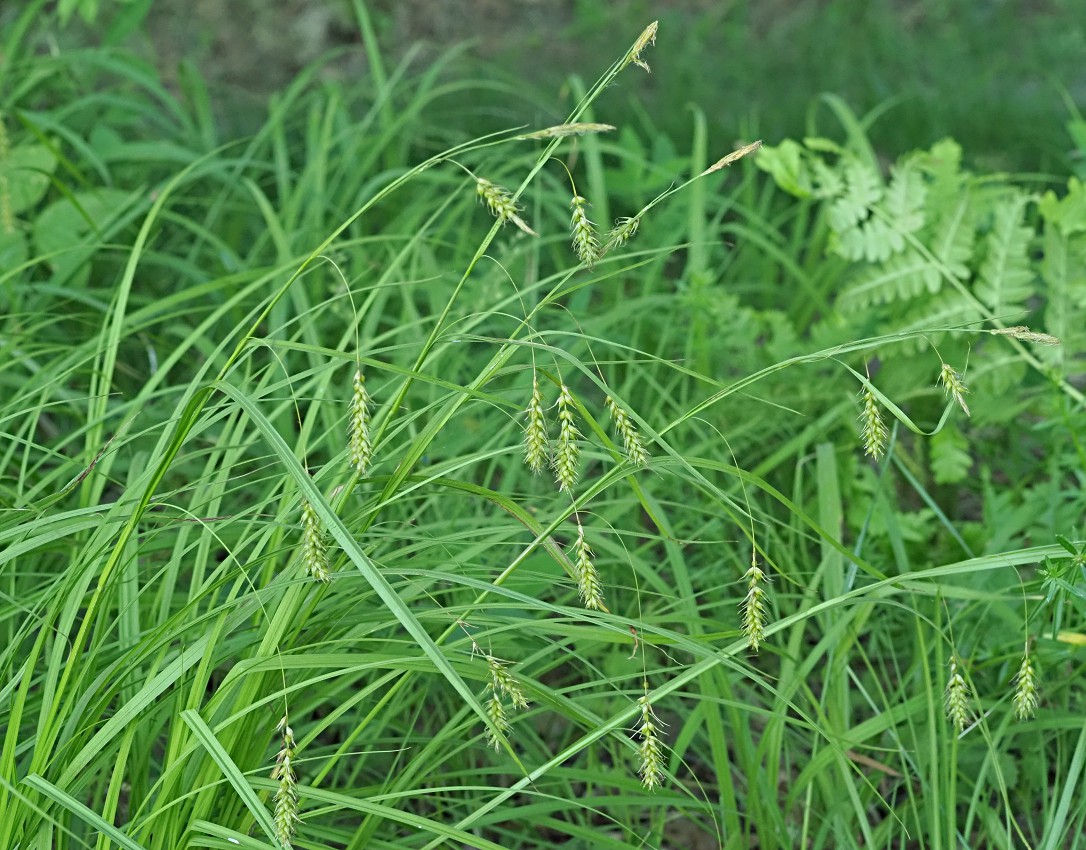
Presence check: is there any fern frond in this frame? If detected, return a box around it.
[916,138,966,210]
[928,194,976,282]
[1037,182,1086,372]
[884,162,927,236]
[837,252,940,312]
[811,156,843,198]
[896,291,984,348]
[930,423,972,484]
[753,139,814,197]
[838,159,883,223]
[975,192,1034,317]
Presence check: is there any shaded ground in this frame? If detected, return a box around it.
[43,1,1086,168]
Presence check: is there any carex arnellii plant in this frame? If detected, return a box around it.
[10,6,1081,849]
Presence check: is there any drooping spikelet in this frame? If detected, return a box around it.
[635,693,665,790]
[348,369,373,475]
[484,655,528,750]
[476,177,537,236]
[569,196,600,269]
[938,363,971,417]
[272,716,300,848]
[487,655,529,710]
[605,395,650,467]
[485,691,508,751]
[945,654,972,732]
[300,498,331,583]
[859,386,889,461]
[571,522,606,611]
[603,216,641,254]
[523,374,549,475]
[740,559,769,651]
[1012,650,1039,721]
[553,383,582,492]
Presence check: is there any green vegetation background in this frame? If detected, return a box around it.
[39,0,1086,168]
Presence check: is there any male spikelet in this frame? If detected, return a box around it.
[626,21,658,73]
[553,383,582,492]
[476,177,537,235]
[859,386,889,460]
[516,123,616,140]
[991,326,1061,346]
[570,196,600,268]
[636,693,665,790]
[348,369,373,475]
[300,498,331,583]
[605,395,650,467]
[1012,650,1039,720]
[488,655,529,710]
[272,717,300,848]
[523,374,549,475]
[945,654,972,732]
[702,140,763,175]
[572,522,606,611]
[740,559,769,651]
[939,363,971,417]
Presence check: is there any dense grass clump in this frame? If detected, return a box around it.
[3,3,1086,849]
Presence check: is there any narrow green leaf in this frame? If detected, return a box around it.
[180,711,282,849]
[22,774,150,850]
